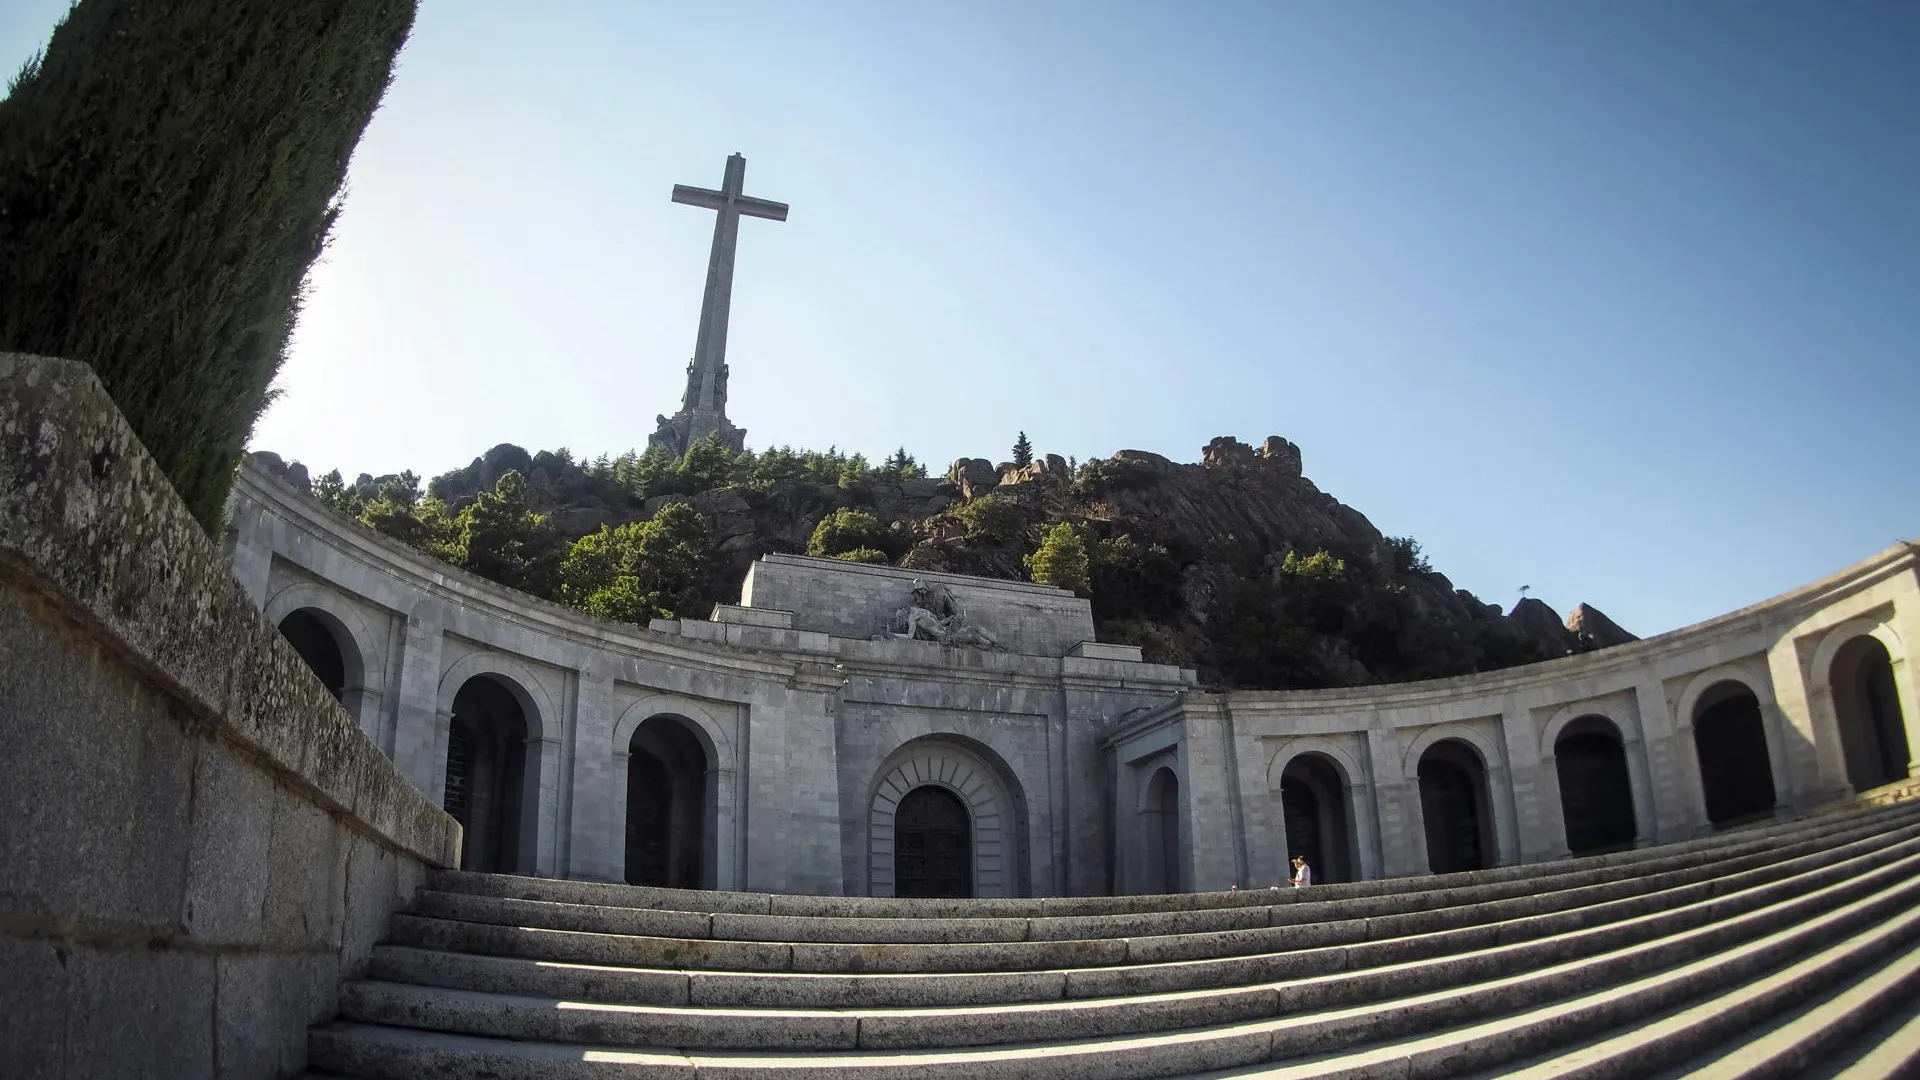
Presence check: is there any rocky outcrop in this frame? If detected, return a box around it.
[1568,603,1638,650]
[946,458,999,500]
[280,432,1629,690]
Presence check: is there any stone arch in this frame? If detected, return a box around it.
[436,651,555,742]
[1265,736,1381,882]
[434,652,560,876]
[1276,752,1356,884]
[1550,714,1639,855]
[1686,676,1779,826]
[868,736,1027,899]
[1401,722,1518,867]
[1143,766,1182,893]
[1810,618,1914,793]
[263,582,380,732]
[442,672,535,874]
[613,694,735,774]
[1416,736,1497,873]
[610,694,741,889]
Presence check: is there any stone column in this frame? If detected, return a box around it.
[1633,678,1706,841]
[568,671,619,882]
[1497,705,1556,863]
[1367,724,1426,877]
[224,499,274,609]
[531,734,566,878]
[741,687,844,895]
[390,603,448,802]
[1766,641,1834,807]
[1620,732,1658,846]
[1179,699,1243,890]
[1235,737,1287,889]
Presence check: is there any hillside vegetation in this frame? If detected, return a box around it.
[255,432,1633,689]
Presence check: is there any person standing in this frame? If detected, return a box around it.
[1290,854,1312,888]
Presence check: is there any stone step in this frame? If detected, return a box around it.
[366,823,1920,1006]
[1195,871,1920,1080]
[1649,944,1920,1079]
[379,820,1920,979]
[307,858,1920,1078]
[411,806,1920,949]
[334,846,1920,1052]
[1816,991,1920,1080]
[424,801,1920,921]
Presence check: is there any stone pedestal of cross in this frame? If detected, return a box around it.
[647,153,788,457]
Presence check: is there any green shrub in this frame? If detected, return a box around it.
[953,496,1023,544]
[1026,523,1091,595]
[833,547,889,564]
[808,508,885,557]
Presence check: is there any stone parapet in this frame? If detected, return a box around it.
[0,354,460,1077]
[742,552,1097,657]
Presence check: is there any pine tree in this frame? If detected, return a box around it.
[1025,523,1091,596]
[0,0,417,532]
[1012,432,1034,468]
[450,471,560,598]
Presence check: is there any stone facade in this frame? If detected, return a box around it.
[224,439,1920,901]
[0,355,458,1078]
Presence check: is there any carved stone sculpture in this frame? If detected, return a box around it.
[881,578,1002,650]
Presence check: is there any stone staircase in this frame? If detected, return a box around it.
[303,801,1920,1079]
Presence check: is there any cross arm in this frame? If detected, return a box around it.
[672,184,725,210]
[734,196,789,222]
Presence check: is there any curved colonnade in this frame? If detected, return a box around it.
[1109,545,1920,892]
[230,462,1920,896]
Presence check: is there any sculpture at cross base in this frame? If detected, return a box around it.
[648,152,787,458]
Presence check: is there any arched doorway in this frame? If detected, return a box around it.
[1693,681,1777,826]
[894,786,972,898]
[278,609,348,702]
[625,716,710,889]
[1555,716,1637,855]
[444,675,530,874]
[1418,739,1495,874]
[1831,636,1911,791]
[1280,753,1354,883]
[1144,766,1182,893]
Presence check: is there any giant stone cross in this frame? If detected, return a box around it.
[648,153,787,457]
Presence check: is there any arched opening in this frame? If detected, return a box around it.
[1418,739,1495,874]
[1554,716,1637,855]
[443,675,531,874]
[1831,636,1911,791]
[894,786,972,898]
[278,609,348,702]
[1279,753,1354,883]
[1693,681,1777,826]
[868,736,1030,899]
[1144,766,1182,893]
[625,715,710,889]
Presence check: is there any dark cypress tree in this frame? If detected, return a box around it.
[1011,431,1034,468]
[0,0,417,531]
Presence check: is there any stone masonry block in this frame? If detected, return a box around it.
[64,945,215,1080]
[263,783,347,951]
[214,952,310,1079]
[0,936,70,1080]
[341,833,402,978]
[183,738,276,945]
[0,586,193,933]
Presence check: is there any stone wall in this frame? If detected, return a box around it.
[1103,541,1920,893]
[0,355,460,1079]
[741,553,1097,657]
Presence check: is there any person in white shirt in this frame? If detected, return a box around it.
[1290,854,1312,888]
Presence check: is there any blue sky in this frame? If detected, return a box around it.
[4,1,1916,635]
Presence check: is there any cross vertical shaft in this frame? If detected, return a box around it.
[649,153,787,457]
